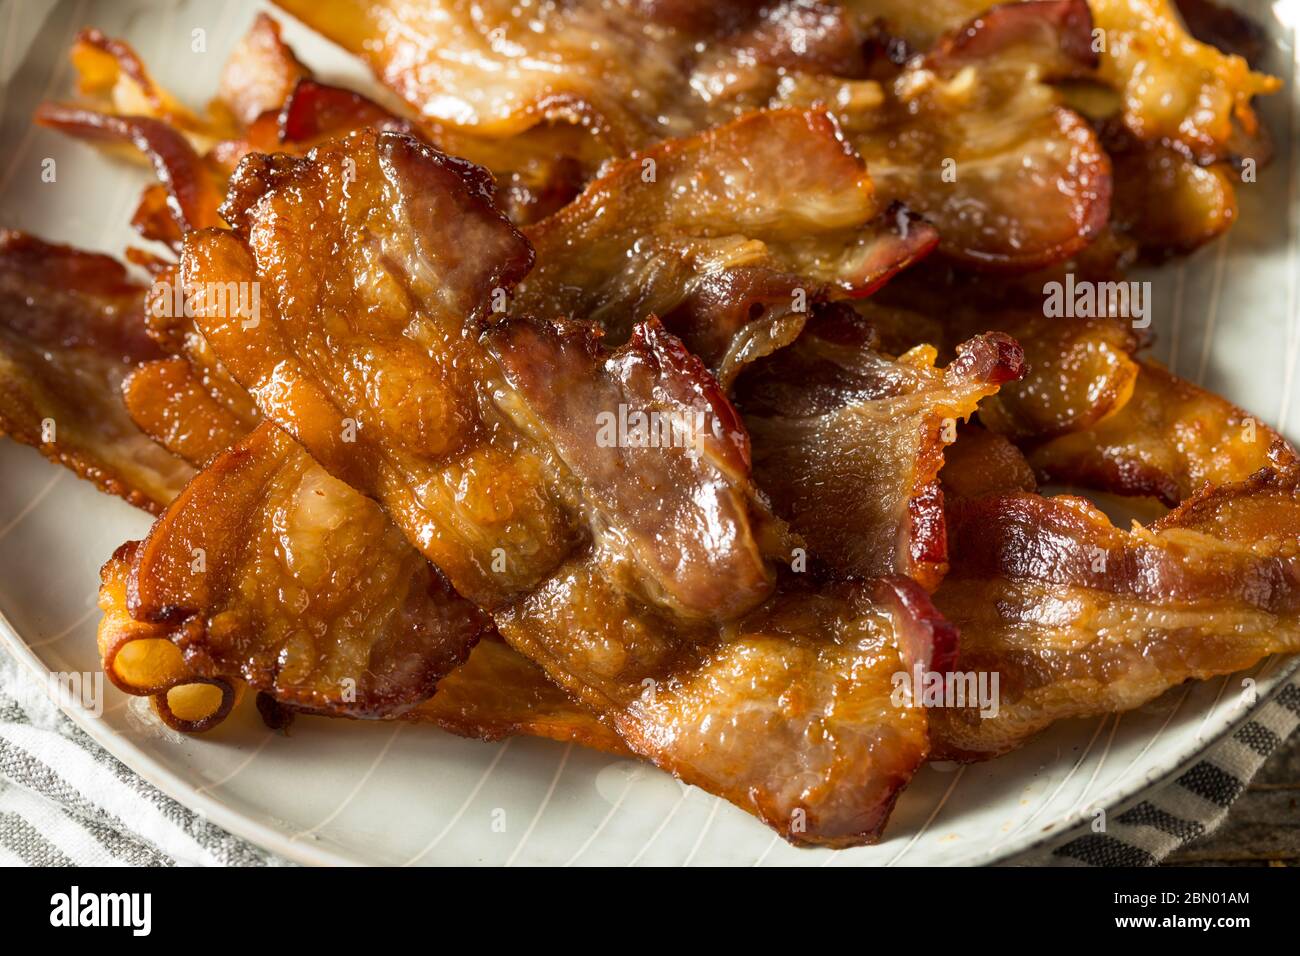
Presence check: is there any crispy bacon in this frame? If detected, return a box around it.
[848,274,1293,513]
[1105,124,1239,257]
[857,287,1142,445]
[271,0,874,152]
[35,28,238,245]
[939,424,1039,501]
[114,422,486,718]
[0,230,191,512]
[274,0,1109,270]
[845,0,1279,156]
[67,28,236,147]
[108,372,625,748]
[201,131,788,613]
[502,566,944,845]
[98,547,238,732]
[844,0,1109,269]
[121,357,249,467]
[931,467,1300,759]
[1092,0,1278,158]
[118,344,624,745]
[737,310,1023,589]
[974,314,1140,441]
[411,636,628,754]
[180,128,952,845]
[515,109,938,382]
[1031,361,1296,504]
[218,13,310,127]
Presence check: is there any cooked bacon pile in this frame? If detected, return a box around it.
[2,0,1296,848]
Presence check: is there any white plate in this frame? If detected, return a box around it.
[0,0,1297,866]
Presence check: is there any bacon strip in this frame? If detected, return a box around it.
[844,0,1279,156]
[939,424,1039,502]
[48,19,596,231]
[273,0,875,152]
[117,349,631,744]
[274,0,1110,270]
[1030,361,1296,504]
[515,109,937,383]
[860,285,1289,504]
[970,314,1140,443]
[182,128,950,845]
[98,548,238,733]
[34,103,226,247]
[110,107,952,767]
[736,310,1024,590]
[116,422,485,718]
[0,230,192,512]
[218,13,311,127]
[122,357,249,467]
[408,637,627,753]
[1105,124,1239,257]
[846,0,1109,269]
[66,27,236,147]
[931,467,1300,759]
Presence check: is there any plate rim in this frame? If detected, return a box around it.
[3,580,1296,866]
[0,603,354,866]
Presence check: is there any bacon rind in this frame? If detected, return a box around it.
[930,467,1300,759]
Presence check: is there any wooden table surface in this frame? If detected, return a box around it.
[1163,728,1300,866]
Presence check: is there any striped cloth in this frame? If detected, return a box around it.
[0,651,281,866]
[0,646,1295,867]
[1017,674,1300,866]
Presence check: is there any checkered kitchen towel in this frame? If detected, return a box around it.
[0,645,1295,866]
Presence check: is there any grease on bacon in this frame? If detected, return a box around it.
[181,128,953,845]
[931,467,1300,759]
